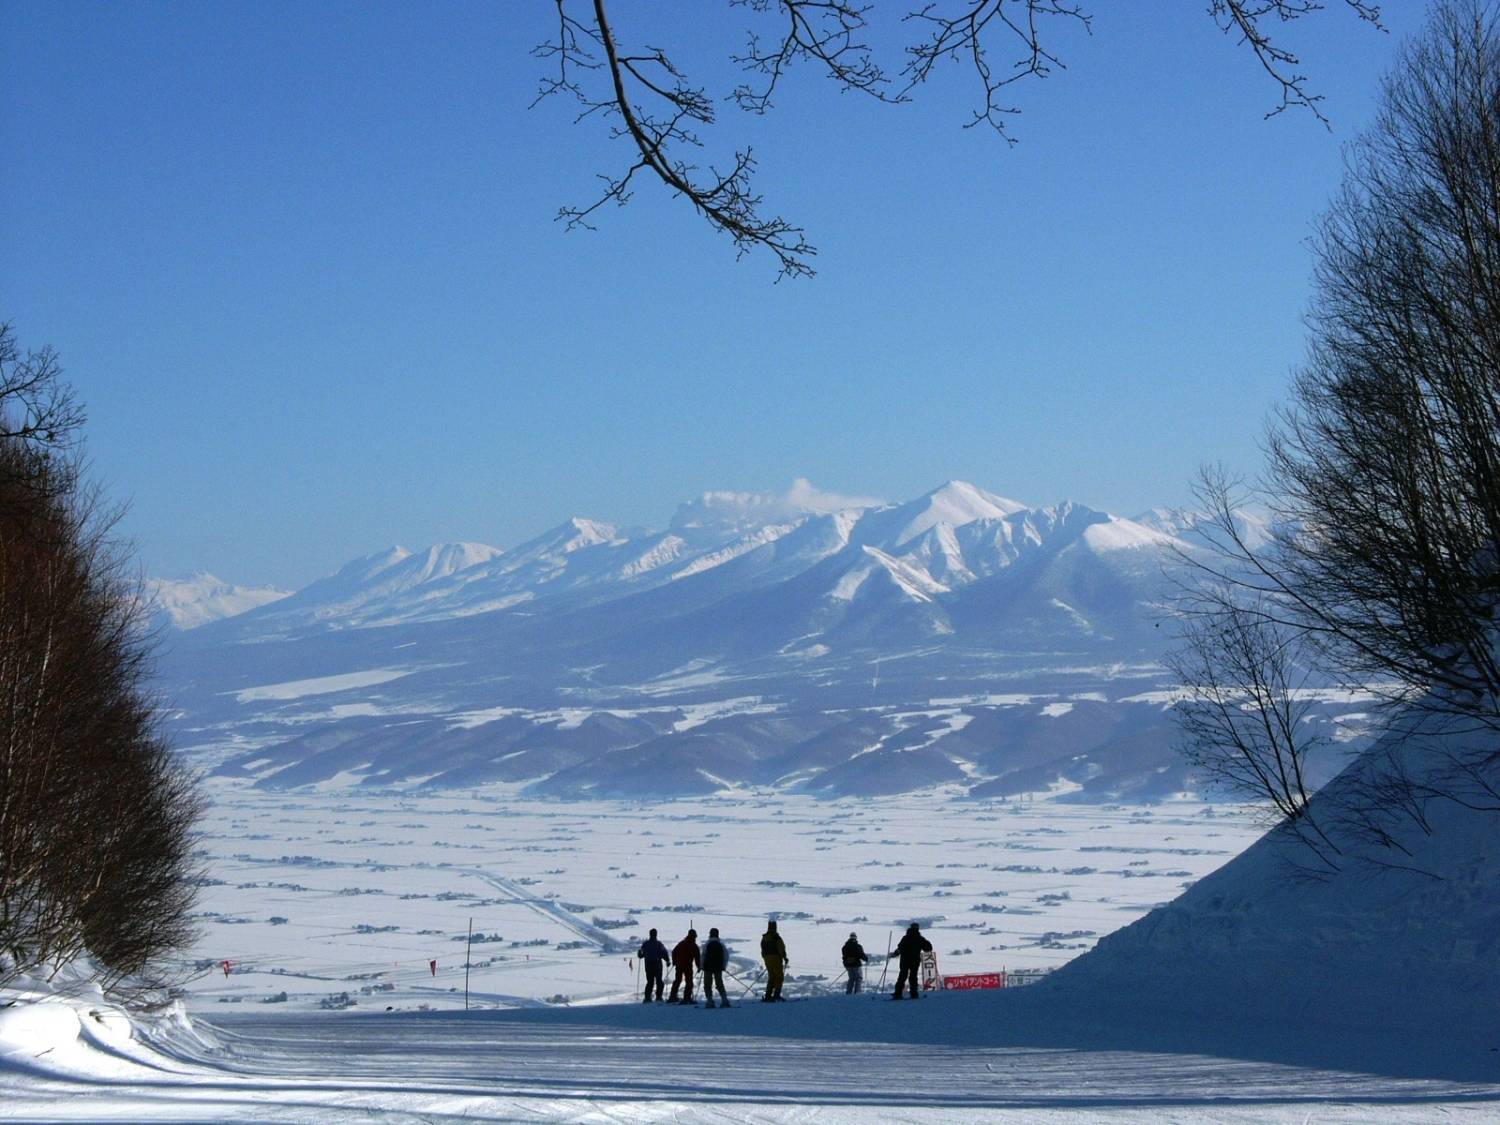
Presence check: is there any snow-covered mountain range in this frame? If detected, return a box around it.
[146,573,290,631]
[155,481,1363,801]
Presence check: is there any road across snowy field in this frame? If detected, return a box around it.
[461,867,633,955]
[5,993,1498,1123]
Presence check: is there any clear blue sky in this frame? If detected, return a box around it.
[1,1,1426,588]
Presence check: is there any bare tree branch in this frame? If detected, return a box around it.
[1210,1,1386,126]
[534,1,1384,275]
[901,1,1091,141]
[731,0,894,112]
[536,0,815,279]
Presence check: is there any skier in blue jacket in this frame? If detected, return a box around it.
[701,928,731,1008]
[638,928,670,1002]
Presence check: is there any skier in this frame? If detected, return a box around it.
[701,927,731,1008]
[638,928,670,1003]
[888,922,933,1000]
[760,919,788,1002]
[668,927,701,1004]
[841,931,869,994]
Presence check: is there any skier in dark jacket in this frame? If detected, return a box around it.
[760,920,789,1001]
[638,928,670,1002]
[701,927,730,1008]
[889,923,933,999]
[668,928,701,1004]
[841,932,870,995]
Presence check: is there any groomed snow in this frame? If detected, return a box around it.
[4,986,1496,1122]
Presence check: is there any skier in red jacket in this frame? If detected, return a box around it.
[668,928,701,1004]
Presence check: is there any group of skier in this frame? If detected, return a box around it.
[635,920,934,1005]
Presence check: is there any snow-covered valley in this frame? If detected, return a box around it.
[179,782,1261,1012]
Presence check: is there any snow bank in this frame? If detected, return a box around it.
[1031,708,1500,1076]
[0,966,209,1087]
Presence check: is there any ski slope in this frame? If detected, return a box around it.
[4,986,1498,1122]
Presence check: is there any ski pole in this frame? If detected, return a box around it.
[737,966,766,1000]
[464,917,473,1012]
[877,930,892,994]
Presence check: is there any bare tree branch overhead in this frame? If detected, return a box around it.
[1210,1,1385,124]
[900,1,1092,139]
[535,1,1384,278]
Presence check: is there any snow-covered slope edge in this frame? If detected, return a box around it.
[0,965,214,1089]
[1035,707,1500,1046]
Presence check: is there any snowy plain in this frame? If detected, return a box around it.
[180,781,1264,1010]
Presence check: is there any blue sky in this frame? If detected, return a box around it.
[1,2,1425,588]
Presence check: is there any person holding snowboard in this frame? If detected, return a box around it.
[889,922,932,999]
[841,931,869,994]
[760,919,788,1002]
[668,927,701,1004]
[701,927,731,1008]
[638,928,670,1003]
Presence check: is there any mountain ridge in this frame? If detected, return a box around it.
[152,480,1366,802]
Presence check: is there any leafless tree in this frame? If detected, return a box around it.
[1172,2,1500,867]
[1168,589,1340,843]
[535,1,1383,277]
[0,327,201,992]
[0,323,83,501]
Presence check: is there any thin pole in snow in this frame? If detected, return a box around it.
[877,930,892,994]
[464,916,473,1012]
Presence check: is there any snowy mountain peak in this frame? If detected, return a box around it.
[881,480,1028,546]
[408,542,505,581]
[342,546,414,581]
[1132,506,1275,552]
[1132,506,1196,535]
[516,517,622,557]
[1080,515,1179,552]
[671,479,883,533]
[560,517,617,544]
[145,573,291,630]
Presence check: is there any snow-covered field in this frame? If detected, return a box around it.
[181,780,1260,1011]
[6,781,1499,1122]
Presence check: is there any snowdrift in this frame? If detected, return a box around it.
[0,967,212,1089]
[1027,707,1500,1077]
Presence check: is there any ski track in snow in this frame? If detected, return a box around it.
[4,1000,1498,1123]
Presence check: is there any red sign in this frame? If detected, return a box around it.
[941,972,1005,990]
